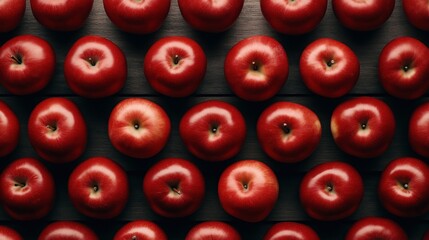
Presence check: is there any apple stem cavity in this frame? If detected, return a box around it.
[251,61,259,71]
[11,54,23,64]
[326,183,334,193]
[173,54,181,65]
[402,65,410,72]
[93,185,99,193]
[47,124,57,132]
[14,182,26,188]
[131,236,137,240]
[326,59,335,67]
[87,57,97,67]
[360,122,368,130]
[282,123,291,134]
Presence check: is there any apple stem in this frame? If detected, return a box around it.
[402,182,409,190]
[251,61,259,71]
[211,125,218,134]
[93,185,99,192]
[131,236,137,240]
[172,187,181,195]
[282,123,291,134]
[14,182,26,188]
[326,183,334,192]
[326,59,335,67]
[402,65,410,72]
[134,123,140,130]
[361,123,367,130]
[173,54,181,65]
[87,57,97,66]
[11,55,23,64]
[47,124,57,132]
[243,183,249,190]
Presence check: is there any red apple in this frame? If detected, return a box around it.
[38,221,98,240]
[178,0,244,32]
[28,97,87,163]
[0,158,55,220]
[257,101,321,163]
[378,157,429,217]
[0,226,22,240]
[402,0,429,31]
[113,220,167,240]
[424,229,429,240]
[143,36,207,97]
[264,222,320,240]
[332,0,395,31]
[108,98,171,159]
[179,100,246,161]
[261,0,327,35]
[30,0,93,31]
[68,157,129,219]
[330,97,396,158]
[0,101,20,157]
[409,102,429,158]
[0,0,26,32]
[378,36,429,100]
[185,221,241,240]
[224,35,289,102]
[300,38,360,98]
[0,35,55,95]
[299,161,364,221]
[345,217,408,240]
[64,35,127,98]
[143,158,205,218]
[218,160,279,222]
[103,0,170,34]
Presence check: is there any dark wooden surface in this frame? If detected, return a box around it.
[1,0,428,239]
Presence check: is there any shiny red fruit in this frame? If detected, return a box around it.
[402,0,429,31]
[0,226,23,240]
[264,222,320,240]
[0,0,26,32]
[185,221,241,240]
[38,221,98,240]
[0,101,20,157]
[113,220,167,240]
[409,102,429,158]
[345,217,407,240]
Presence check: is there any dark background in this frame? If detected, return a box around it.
[0,0,428,239]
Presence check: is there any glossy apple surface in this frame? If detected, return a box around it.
[108,98,171,159]
[28,97,87,163]
[64,35,127,98]
[0,158,55,220]
[30,0,93,31]
[224,35,289,101]
[143,158,205,218]
[0,35,55,95]
[402,0,429,31]
[0,226,23,240]
[378,36,429,100]
[68,157,129,219]
[331,97,395,158]
[261,0,327,35]
[0,0,26,32]
[178,0,244,32]
[113,220,167,240]
[0,101,20,157]
[38,221,98,240]
[409,102,429,158]
[345,217,407,240]
[264,222,320,240]
[179,100,246,161]
[218,160,279,222]
[378,157,429,217]
[103,0,170,34]
[300,38,360,98]
[332,0,395,31]
[185,221,241,240]
[300,161,364,221]
[257,101,321,163]
[144,36,207,97]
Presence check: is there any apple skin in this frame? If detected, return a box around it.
[263,222,320,240]
[0,158,55,221]
[179,100,246,162]
[224,35,289,102]
[299,161,364,221]
[0,226,23,240]
[409,102,429,158]
[378,37,429,100]
[30,0,94,31]
[0,101,20,157]
[108,98,171,159]
[0,35,55,95]
[68,157,129,219]
[300,38,360,98]
[257,101,321,163]
[185,221,241,240]
[0,0,26,32]
[113,220,167,240]
[28,97,87,163]
[345,217,408,240]
[218,160,279,222]
[103,0,170,34]
[261,0,327,35]
[143,158,205,218]
[330,97,396,158]
[332,0,395,31]
[178,0,244,33]
[424,229,429,240]
[143,36,207,97]
[38,221,98,240]
[64,35,127,98]
[378,157,429,218]
[402,0,429,31]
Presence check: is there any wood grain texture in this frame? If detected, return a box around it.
[0,0,428,239]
